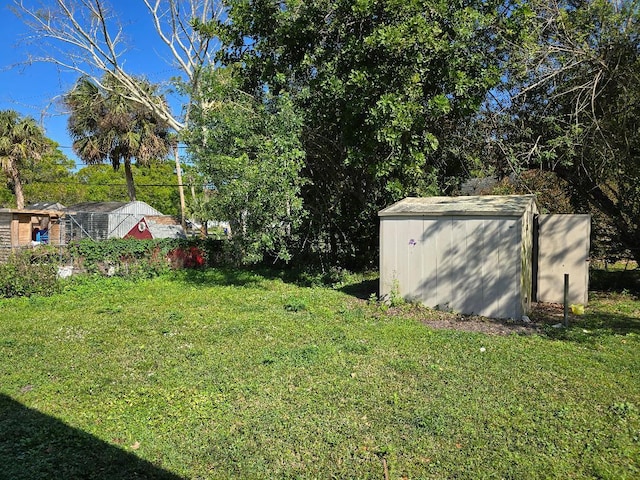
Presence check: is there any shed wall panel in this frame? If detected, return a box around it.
[49,221,63,246]
[483,219,505,318]
[0,214,11,261]
[537,214,590,304]
[417,218,439,306]
[380,214,525,318]
[379,218,400,299]
[17,214,33,246]
[433,218,453,308]
[404,218,425,301]
[494,218,521,319]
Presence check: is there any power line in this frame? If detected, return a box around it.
[28,180,209,188]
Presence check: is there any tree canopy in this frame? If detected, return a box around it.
[65,73,172,201]
[195,0,523,266]
[469,0,640,261]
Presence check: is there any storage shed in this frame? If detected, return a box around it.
[64,201,185,241]
[379,195,538,319]
[0,207,66,261]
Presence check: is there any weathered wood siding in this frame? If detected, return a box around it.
[0,213,11,262]
[16,214,33,246]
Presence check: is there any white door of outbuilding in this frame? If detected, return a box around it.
[536,214,591,305]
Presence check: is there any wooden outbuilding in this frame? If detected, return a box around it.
[0,208,66,261]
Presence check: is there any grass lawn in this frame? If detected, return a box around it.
[1,268,639,479]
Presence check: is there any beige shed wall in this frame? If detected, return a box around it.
[536,214,591,304]
[380,215,526,319]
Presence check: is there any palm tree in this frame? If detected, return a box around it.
[0,110,51,209]
[65,73,172,201]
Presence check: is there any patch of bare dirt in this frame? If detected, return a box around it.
[374,302,571,335]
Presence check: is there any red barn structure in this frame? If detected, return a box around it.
[64,201,185,241]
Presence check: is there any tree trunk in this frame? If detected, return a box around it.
[124,158,136,201]
[9,161,25,210]
[174,145,187,231]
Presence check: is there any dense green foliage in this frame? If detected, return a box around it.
[187,67,307,264]
[68,238,223,276]
[1,271,638,478]
[0,248,61,298]
[1,158,183,215]
[20,143,85,207]
[191,0,522,266]
[75,162,183,216]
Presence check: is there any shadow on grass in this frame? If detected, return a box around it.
[339,278,378,300]
[173,266,380,299]
[172,266,280,287]
[536,294,640,341]
[541,311,640,342]
[0,394,183,480]
[590,268,640,295]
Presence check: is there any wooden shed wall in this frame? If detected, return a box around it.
[0,213,11,262]
[380,215,525,319]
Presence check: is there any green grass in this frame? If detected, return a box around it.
[1,269,639,479]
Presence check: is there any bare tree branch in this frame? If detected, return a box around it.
[12,0,225,132]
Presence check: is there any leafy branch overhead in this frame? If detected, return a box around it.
[207,0,518,265]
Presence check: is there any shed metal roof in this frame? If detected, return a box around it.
[378,195,537,217]
[27,202,67,211]
[64,201,163,216]
[65,202,128,213]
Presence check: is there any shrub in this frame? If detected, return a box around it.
[0,249,60,298]
[69,238,171,278]
[69,238,228,276]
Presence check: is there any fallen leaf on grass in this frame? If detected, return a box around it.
[131,441,140,450]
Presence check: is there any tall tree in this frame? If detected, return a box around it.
[187,67,307,264]
[13,0,225,227]
[65,73,172,201]
[0,110,52,209]
[214,0,522,266]
[470,0,640,262]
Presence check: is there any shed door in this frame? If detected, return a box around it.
[536,214,590,304]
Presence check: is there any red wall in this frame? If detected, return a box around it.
[125,218,153,239]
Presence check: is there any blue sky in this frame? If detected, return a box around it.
[0,1,188,167]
